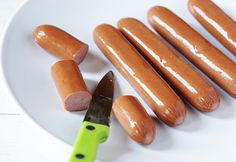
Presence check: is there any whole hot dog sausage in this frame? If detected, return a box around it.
[148,6,236,97]
[94,24,186,126]
[188,0,236,56]
[33,25,88,64]
[118,18,220,112]
[113,95,156,145]
[51,60,91,111]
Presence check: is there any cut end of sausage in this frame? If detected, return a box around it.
[64,91,92,112]
[73,44,89,64]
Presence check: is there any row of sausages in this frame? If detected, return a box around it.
[33,0,236,145]
[96,1,235,144]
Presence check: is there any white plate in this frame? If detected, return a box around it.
[1,0,236,161]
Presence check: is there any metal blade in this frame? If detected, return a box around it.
[84,71,114,126]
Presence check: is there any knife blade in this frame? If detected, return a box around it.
[69,71,114,162]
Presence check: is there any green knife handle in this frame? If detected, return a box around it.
[69,121,109,162]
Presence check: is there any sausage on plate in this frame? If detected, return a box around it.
[118,18,220,112]
[148,6,236,97]
[94,24,186,126]
[51,60,91,111]
[33,25,88,64]
[113,95,156,145]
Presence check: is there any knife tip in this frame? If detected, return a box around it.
[106,71,114,79]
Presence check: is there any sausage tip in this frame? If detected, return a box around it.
[147,6,167,20]
[93,24,114,41]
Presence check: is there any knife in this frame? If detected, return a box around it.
[69,71,114,162]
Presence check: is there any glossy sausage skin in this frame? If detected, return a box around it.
[51,60,91,111]
[94,24,186,126]
[188,0,236,56]
[118,18,220,112]
[113,96,156,145]
[148,6,236,97]
[33,25,88,64]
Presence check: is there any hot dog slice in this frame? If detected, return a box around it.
[113,96,156,145]
[51,60,91,111]
[188,0,236,56]
[94,24,186,126]
[148,6,236,97]
[118,18,220,112]
[33,25,88,64]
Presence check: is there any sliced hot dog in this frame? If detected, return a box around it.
[118,18,220,112]
[148,6,236,97]
[113,95,156,145]
[33,25,88,64]
[188,0,236,56]
[94,24,186,126]
[51,60,91,111]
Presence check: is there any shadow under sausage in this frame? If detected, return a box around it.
[144,117,173,151]
[79,51,107,73]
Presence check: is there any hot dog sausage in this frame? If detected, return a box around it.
[148,6,236,97]
[113,95,156,145]
[118,18,220,112]
[33,25,88,64]
[51,60,91,111]
[94,24,186,126]
[188,0,236,56]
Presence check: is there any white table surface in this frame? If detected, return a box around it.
[0,0,71,161]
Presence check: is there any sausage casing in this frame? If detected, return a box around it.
[33,25,88,64]
[118,18,220,112]
[113,96,156,145]
[188,0,236,56]
[148,6,236,97]
[94,24,186,126]
[51,60,91,111]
